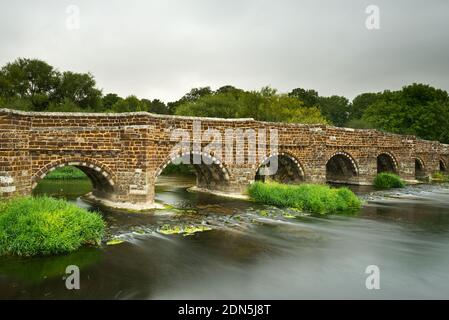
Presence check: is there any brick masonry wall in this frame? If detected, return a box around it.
[1,108,449,206]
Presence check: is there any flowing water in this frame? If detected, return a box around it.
[1,176,449,299]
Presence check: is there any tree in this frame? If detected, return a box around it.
[215,85,243,96]
[362,84,449,143]
[167,86,213,114]
[47,98,83,112]
[288,88,319,107]
[0,96,32,111]
[175,92,242,118]
[141,99,168,114]
[317,95,350,127]
[349,92,381,121]
[55,71,102,110]
[102,93,122,111]
[111,95,145,113]
[0,58,59,111]
[175,87,328,124]
[261,94,327,124]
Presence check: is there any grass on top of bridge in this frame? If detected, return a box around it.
[248,181,362,215]
[0,196,105,257]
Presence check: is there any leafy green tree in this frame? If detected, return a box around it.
[344,118,373,129]
[47,98,83,112]
[176,92,242,118]
[141,98,168,114]
[262,94,327,124]
[0,96,32,111]
[55,71,102,110]
[0,58,59,111]
[176,87,328,124]
[111,95,145,113]
[102,93,122,111]
[349,92,381,121]
[317,95,350,126]
[167,86,213,114]
[215,85,244,96]
[362,84,449,142]
[288,88,319,107]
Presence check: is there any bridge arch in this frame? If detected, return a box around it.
[377,152,399,174]
[414,157,426,179]
[155,151,230,191]
[255,152,305,184]
[325,151,359,184]
[440,159,447,172]
[32,158,116,198]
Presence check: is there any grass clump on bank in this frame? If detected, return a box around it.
[373,173,406,189]
[45,166,88,180]
[0,196,105,257]
[248,182,361,215]
[432,172,449,182]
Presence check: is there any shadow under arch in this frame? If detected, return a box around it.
[326,151,359,184]
[32,158,116,199]
[440,159,447,172]
[255,152,305,184]
[155,152,230,192]
[377,152,398,174]
[414,157,426,179]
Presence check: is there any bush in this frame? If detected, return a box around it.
[0,197,105,256]
[248,182,361,214]
[373,173,406,189]
[45,166,88,180]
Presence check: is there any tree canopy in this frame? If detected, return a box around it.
[1,58,449,143]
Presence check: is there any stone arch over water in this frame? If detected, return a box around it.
[155,152,230,192]
[325,151,359,184]
[32,158,116,199]
[255,152,305,184]
[440,159,447,172]
[377,152,398,174]
[414,157,426,179]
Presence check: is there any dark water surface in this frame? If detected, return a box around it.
[1,176,449,299]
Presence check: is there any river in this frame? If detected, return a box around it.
[1,175,449,299]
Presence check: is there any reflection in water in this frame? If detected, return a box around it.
[0,177,449,299]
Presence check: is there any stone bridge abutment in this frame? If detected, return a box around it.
[1,109,448,210]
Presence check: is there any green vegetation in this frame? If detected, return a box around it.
[248,182,361,215]
[0,197,105,257]
[360,84,449,143]
[158,224,212,236]
[44,166,88,180]
[175,86,328,124]
[161,163,195,175]
[2,58,449,143]
[432,172,449,182]
[106,238,125,246]
[373,173,406,189]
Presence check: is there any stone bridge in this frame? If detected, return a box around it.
[1,108,448,209]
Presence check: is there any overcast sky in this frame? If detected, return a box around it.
[1,0,448,102]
